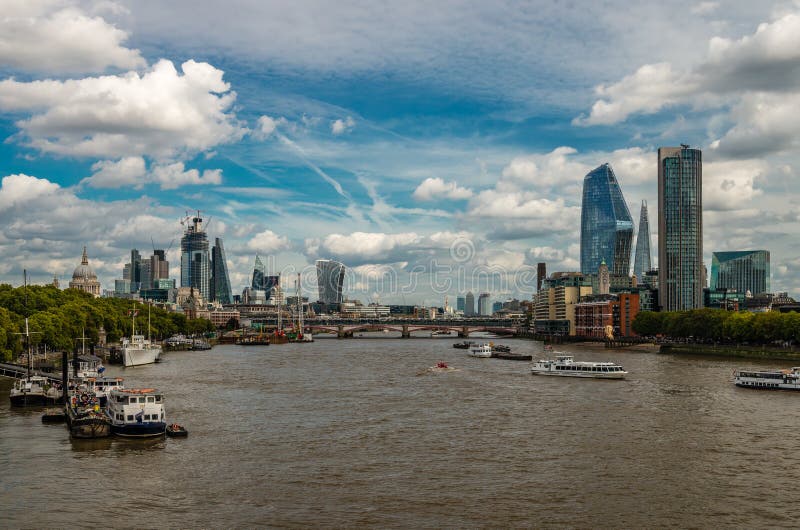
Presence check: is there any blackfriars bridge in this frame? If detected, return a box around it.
[251,318,524,338]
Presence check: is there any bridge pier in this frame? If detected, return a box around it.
[458,326,469,338]
[401,324,410,338]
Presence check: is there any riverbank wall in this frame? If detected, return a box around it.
[660,343,800,362]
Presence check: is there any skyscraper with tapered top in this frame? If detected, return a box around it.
[180,212,210,301]
[658,145,703,311]
[580,163,634,277]
[633,200,652,280]
[211,237,233,304]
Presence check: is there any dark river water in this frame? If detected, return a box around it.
[2,337,799,528]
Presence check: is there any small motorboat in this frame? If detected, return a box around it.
[492,344,511,353]
[166,423,188,437]
[452,341,472,349]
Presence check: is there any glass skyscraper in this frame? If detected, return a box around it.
[633,200,652,280]
[580,163,634,276]
[210,237,233,304]
[180,213,210,301]
[658,146,703,311]
[315,259,346,304]
[464,291,475,316]
[711,250,770,295]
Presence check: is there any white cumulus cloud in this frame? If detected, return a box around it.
[0,59,246,160]
[0,1,145,74]
[83,157,147,189]
[412,177,473,201]
[246,229,291,253]
[331,116,355,135]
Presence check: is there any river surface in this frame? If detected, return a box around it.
[2,337,799,528]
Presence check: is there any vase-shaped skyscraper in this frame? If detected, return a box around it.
[633,200,652,280]
[315,259,345,305]
[210,237,233,304]
[580,164,633,277]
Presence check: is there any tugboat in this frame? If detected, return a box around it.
[452,341,472,349]
[65,387,112,438]
[105,388,167,437]
[166,423,188,437]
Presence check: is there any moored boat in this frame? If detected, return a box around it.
[468,343,493,358]
[452,341,472,349]
[531,355,627,379]
[494,352,533,361]
[734,367,800,390]
[82,376,124,406]
[65,388,111,438]
[106,388,167,437]
[10,375,60,406]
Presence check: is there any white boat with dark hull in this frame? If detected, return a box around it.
[105,388,167,437]
[734,367,800,390]
[10,375,60,406]
[468,343,493,358]
[531,355,627,379]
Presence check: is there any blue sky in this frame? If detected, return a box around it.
[1,0,799,304]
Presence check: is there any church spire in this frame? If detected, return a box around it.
[81,246,89,265]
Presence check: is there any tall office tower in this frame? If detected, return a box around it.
[580,163,634,276]
[130,249,142,292]
[180,213,210,301]
[465,291,475,316]
[315,259,346,304]
[658,145,703,311]
[150,250,169,284]
[210,237,233,304]
[478,292,491,316]
[633,200,652,280]
[251,255,266,290]
[711,251,770,295]
[456,296,466,312]
[122,263,131,281]
[140,260,151,291]
[537,262,547,292]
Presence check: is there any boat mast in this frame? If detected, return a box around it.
[24,270,30,379]
[297,273,303,336]
[276,281,282,333]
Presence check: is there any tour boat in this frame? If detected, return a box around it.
[105,388,167,437]
[531,355,627,379]
[734,367,800,390]
[468,343,493,358]
[65,388,111,438]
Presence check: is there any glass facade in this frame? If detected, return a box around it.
[251,255,265,290]
[633,200,652,281]
[658,146,703,311]
[315,259,346,304]
[465,291,475,316]
[580,164,634,277]
[711,250,770,295]
[211,237,233,304]
[180,215,210,301]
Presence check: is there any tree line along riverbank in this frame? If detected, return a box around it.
[0,284,215,362]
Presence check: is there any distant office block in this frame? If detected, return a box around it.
[711,250,770,295]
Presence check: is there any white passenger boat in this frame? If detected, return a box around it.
[734,367,800,390]
[531,355,627,379]
[105,388,167,437]
[83,376,124,405]
[468,343,493,358]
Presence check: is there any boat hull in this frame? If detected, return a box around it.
[10,392,57,407]
[531,370,626,379]
[123,347,161,367]
[111,422,166,437]
[68,417,112,438]
[734,380,800,390]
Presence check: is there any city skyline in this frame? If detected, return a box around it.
[1,2,799,304]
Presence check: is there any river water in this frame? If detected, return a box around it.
[1,337,799,528]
